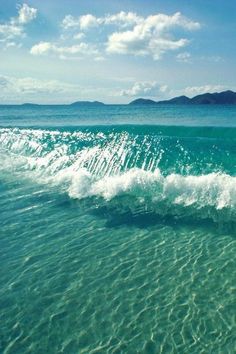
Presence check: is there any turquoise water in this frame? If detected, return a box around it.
[1,105,236,353]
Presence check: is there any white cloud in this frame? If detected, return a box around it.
[62,11,199,33]
[106,12,200,60]
[18,3,37,24]
[30,41,52,55]
[0,3,37,46]
[103,11,141,27]
[30,41,100,59]
[62,14,101,30]
[184,85,227,97]
[32,11,200,61]
[62,15,79,29]
[120,81,169,97]
[117,11,196,30]
[0,23,23,40]
[62,11,141,30]
[107,33,188,60]
[79,14,100,30]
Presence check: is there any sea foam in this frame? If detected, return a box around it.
[60,167,236,211]
[1,127,236,222]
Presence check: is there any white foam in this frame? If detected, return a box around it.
[1,128,236,219]
[53,167,236,212]
[67,168,162,200]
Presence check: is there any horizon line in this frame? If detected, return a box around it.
[0,89,235,106]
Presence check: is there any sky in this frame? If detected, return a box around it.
[0,0,236,104]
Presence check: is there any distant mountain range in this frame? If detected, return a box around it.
[20,101,105,107]
[3,90,236,106]
[129,90,236,105]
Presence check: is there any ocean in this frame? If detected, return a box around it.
[1,104,236,353]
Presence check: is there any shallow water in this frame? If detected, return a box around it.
[1,105,236,353]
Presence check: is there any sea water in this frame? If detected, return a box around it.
[1,105,236,353]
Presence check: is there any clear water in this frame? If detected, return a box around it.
[1,105,236,353]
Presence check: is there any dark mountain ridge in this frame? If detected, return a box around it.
[2,90,236,106]
[129,90,236,105]
[70,101,105,106]
[129,98,157,105]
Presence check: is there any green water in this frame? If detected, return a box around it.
[0,105,236,353]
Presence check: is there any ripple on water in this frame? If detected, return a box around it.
[1,201,236,354]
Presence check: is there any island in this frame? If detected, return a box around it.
[2,90,236,107]
[15,101,105,107]
[129,90,236,105]
[70,101,105,107]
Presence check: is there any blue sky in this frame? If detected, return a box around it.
[0,0,235,103]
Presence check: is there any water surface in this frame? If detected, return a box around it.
[1,105,236,353]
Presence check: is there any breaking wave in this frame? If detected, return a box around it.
[1,127,236,223]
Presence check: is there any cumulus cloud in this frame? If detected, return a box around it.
[62,14,101,30]
[30,41,101,59]
[79,14,100,30]
[18,3,37,24]
[108,33,188,60]
[120,81,169,97]
[103,11,141,27]
[106,12,200,60]
[31,11,200,61]
[62,11,141,30]
[0,3,37,46]
[30,41,51,55]
[0,24,23,40]
[62,14,93,30]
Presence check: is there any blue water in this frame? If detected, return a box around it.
[1,104,236,127]
[1,105,236,353]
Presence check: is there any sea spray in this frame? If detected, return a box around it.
[1,126,236,223]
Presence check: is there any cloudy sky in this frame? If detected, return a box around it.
[0,0,235,103]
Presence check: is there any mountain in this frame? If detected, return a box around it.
[129,98,157,105]
[157,95,191,104]
[191,90,236,104]
[129,90,236,105]
[18,101,105,107]
[70,100,105,106]
[5,90,236,107]
[21,103,41,107]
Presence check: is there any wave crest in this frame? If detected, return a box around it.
[53,167,236,222]
[1,127,236,223]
